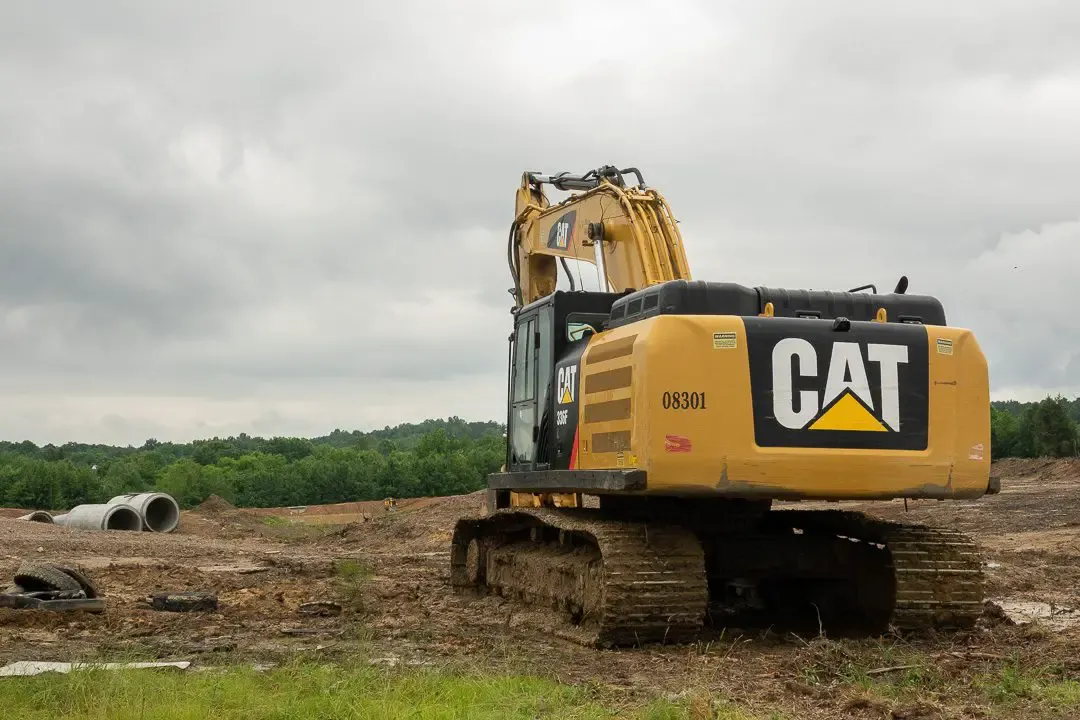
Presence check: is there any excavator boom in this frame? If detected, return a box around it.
[509,165,691,307]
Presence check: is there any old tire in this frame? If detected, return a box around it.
[48,564,100,599]
[14,563,83,593]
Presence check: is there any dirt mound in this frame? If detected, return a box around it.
[183,495,282,540]
[324,491,486,554]
[1036,457,1080,483]
[196,494,237,516]
[992,457,1080,483]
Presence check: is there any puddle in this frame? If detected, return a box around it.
[992,599,1080,630]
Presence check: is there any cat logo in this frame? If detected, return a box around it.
[557,365,577,405]
[554,221,570,249]
[772,338,907,432]
[745,318,929,451]
[546,210,576,250]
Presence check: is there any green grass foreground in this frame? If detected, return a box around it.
[0,662,697,720]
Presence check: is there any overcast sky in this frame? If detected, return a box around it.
[2,1,1078,446]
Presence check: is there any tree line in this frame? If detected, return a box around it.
[0,417,504,511]
[990,395,1079,460]
[0,397,1076,512]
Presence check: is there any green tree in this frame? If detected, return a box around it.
[223,453,295,507]
[102,460,152,498]
[156,459,236,508]
[264,437,315,462]
[990,407,1020,459]
[1031,396,1078,457]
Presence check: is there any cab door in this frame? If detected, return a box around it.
[508,305,554,471]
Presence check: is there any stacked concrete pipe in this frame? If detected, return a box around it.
[16,511,54,523]
[107,492,180,533]
[53,503,143,531]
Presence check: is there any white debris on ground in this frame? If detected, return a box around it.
[992,599,1080,630]
[0,661,191,677]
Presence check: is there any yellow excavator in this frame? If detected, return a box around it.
[450,165,996,647]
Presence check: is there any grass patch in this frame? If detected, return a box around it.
[252,515,327,541]
[335,558,374,582]
[333,558,375,614]
[975,659,1080,710]
[0,662,710,719]
[792,637,1080,717]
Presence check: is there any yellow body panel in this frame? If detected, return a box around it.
[573,315,991,501]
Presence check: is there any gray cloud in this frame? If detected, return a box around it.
[1,0,1079,444]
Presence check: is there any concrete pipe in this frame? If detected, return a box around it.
[52,503,143,531]
[16,511,54,523]
[107,492,180,533]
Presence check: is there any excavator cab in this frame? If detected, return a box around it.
[504,289,617,476]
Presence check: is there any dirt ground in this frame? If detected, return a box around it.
[2,459,1079,719]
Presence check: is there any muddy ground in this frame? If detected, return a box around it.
[1,459,1078,719]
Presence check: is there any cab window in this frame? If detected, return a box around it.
[566,313,607,342]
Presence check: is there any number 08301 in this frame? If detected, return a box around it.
[661,391,707,410]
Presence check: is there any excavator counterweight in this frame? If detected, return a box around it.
[450,165,993,646]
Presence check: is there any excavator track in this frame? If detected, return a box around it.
[450,507,984,647]
[450,507,707,648]
[880,524,984,630]
[757,510,985,633]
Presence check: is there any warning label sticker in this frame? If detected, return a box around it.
[712,332,737,349]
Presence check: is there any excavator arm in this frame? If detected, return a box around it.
[508,165,692,308]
